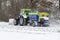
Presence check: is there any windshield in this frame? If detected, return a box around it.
[25,10,31,13]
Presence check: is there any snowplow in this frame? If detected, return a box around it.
[9,9,49,26]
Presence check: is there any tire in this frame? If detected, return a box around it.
[19,16,26,26]
[14,19,18,25]
[32,21,37,27]
[43,20,49,27]
[33,22,36,27]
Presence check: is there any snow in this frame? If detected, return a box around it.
[0,22,60,33]
[0,22,60,40]
[0,31,60,40]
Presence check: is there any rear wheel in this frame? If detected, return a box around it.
[14,19,19,25]
[19,16,26,26]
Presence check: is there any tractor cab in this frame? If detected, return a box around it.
[20,9,32,16]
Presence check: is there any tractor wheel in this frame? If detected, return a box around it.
[19,16,26,26]
[32,21,37,27]
[14,19,18,25]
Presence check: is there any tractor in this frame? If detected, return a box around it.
[9,9,49,26]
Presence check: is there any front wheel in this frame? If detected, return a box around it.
[32,21,37,27]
